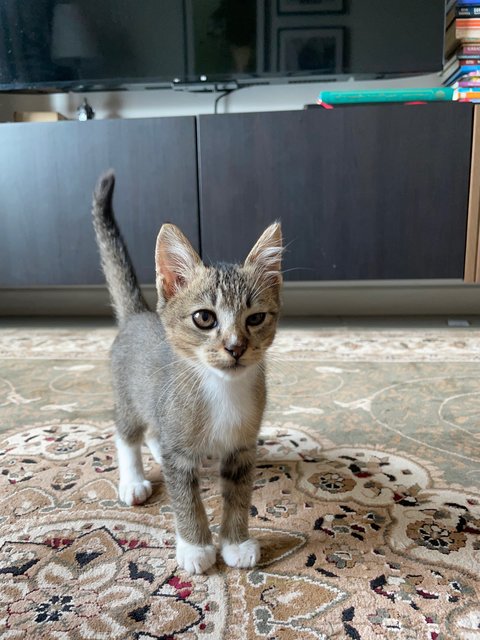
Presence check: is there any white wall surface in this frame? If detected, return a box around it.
[0,72,441,121]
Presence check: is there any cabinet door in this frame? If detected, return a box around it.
[0,117,198,285]
[197,103,473,280]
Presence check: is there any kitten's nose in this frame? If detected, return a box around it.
[224,342,247,361]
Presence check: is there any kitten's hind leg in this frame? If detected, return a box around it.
[116,435,153,506]
[145,437,163,464]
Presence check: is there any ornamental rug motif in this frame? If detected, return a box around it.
[0,326,479,639]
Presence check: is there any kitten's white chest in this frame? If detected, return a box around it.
[201,369,258,450]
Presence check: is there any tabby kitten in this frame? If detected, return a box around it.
[92,171,282,574]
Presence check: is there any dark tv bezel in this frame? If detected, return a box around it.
[0,67,444,94]
[0,0,446,94]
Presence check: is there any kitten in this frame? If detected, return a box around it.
[92,170,282,574]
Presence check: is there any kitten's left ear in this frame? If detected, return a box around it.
[155,223,202,302]
[244,222,283,284]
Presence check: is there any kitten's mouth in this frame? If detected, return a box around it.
[213,362,248,377]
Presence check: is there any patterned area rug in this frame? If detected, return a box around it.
[1,325,479,639]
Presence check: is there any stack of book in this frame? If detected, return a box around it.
[444,0,480,101]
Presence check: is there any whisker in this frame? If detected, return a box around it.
[280,266,316,275]
[154,365,195,413]
[147,357,189,380]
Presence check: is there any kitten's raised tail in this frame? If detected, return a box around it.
[92,170,149,323]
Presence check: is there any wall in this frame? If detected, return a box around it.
[3,280,480,316]
[0,71,441,121]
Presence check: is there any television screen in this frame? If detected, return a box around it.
[0,0,445,91]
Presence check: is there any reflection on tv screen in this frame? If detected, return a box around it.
[0,0,445,90]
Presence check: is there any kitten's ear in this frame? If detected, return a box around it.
[244,222,283,285]
[155,224,202,301]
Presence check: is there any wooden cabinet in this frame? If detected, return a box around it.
[0,103,474,289]
[197,103,473,280]
[0,117,199,285]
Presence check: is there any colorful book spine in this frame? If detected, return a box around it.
[441,57,480,80]
[457,92,480,100]
[317,88,454,105]
[455,18,480,36]
[457,0,480,5]
[460,45,480,53]
[444,65,480,84]
[457,6,480,17]
[455,17,480,25]
[456,79,480,86]
[455,69,480,76]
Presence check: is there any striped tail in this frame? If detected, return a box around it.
[92,170,148,323]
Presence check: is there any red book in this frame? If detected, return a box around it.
[459,44,480,54]
[456,18,480,27]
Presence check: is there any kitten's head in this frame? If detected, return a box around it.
[156,223,283,378]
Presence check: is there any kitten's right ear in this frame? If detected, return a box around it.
[244,222,283,286]
[155,224,202,301]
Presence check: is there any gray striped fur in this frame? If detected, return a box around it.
[91,170,283,574]
[92,171,148,323]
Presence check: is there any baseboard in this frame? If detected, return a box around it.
[2,280,480,316]
[281,280,480,315]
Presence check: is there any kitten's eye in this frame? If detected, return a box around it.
[192,310,217,330]
[246,312,266,327]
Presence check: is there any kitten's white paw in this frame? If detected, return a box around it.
[119,479,152,506]
[221,538,260,568]
[176,537,216,574]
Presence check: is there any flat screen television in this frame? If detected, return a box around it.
[0,0,445,92]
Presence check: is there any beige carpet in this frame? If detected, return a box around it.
[0,325,479,639]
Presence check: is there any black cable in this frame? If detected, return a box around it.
[214,89,233,114]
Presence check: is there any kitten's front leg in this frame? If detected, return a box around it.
[116,435,153,506]
[162,454,216,575]
[220,447,260,569]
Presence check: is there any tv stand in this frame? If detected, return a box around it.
[0,102,478,315]
[197,102,472,281]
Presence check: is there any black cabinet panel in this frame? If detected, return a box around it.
[198,104,473,280]
[0,117,198,285]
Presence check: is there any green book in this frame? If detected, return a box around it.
[317,88,455,105]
